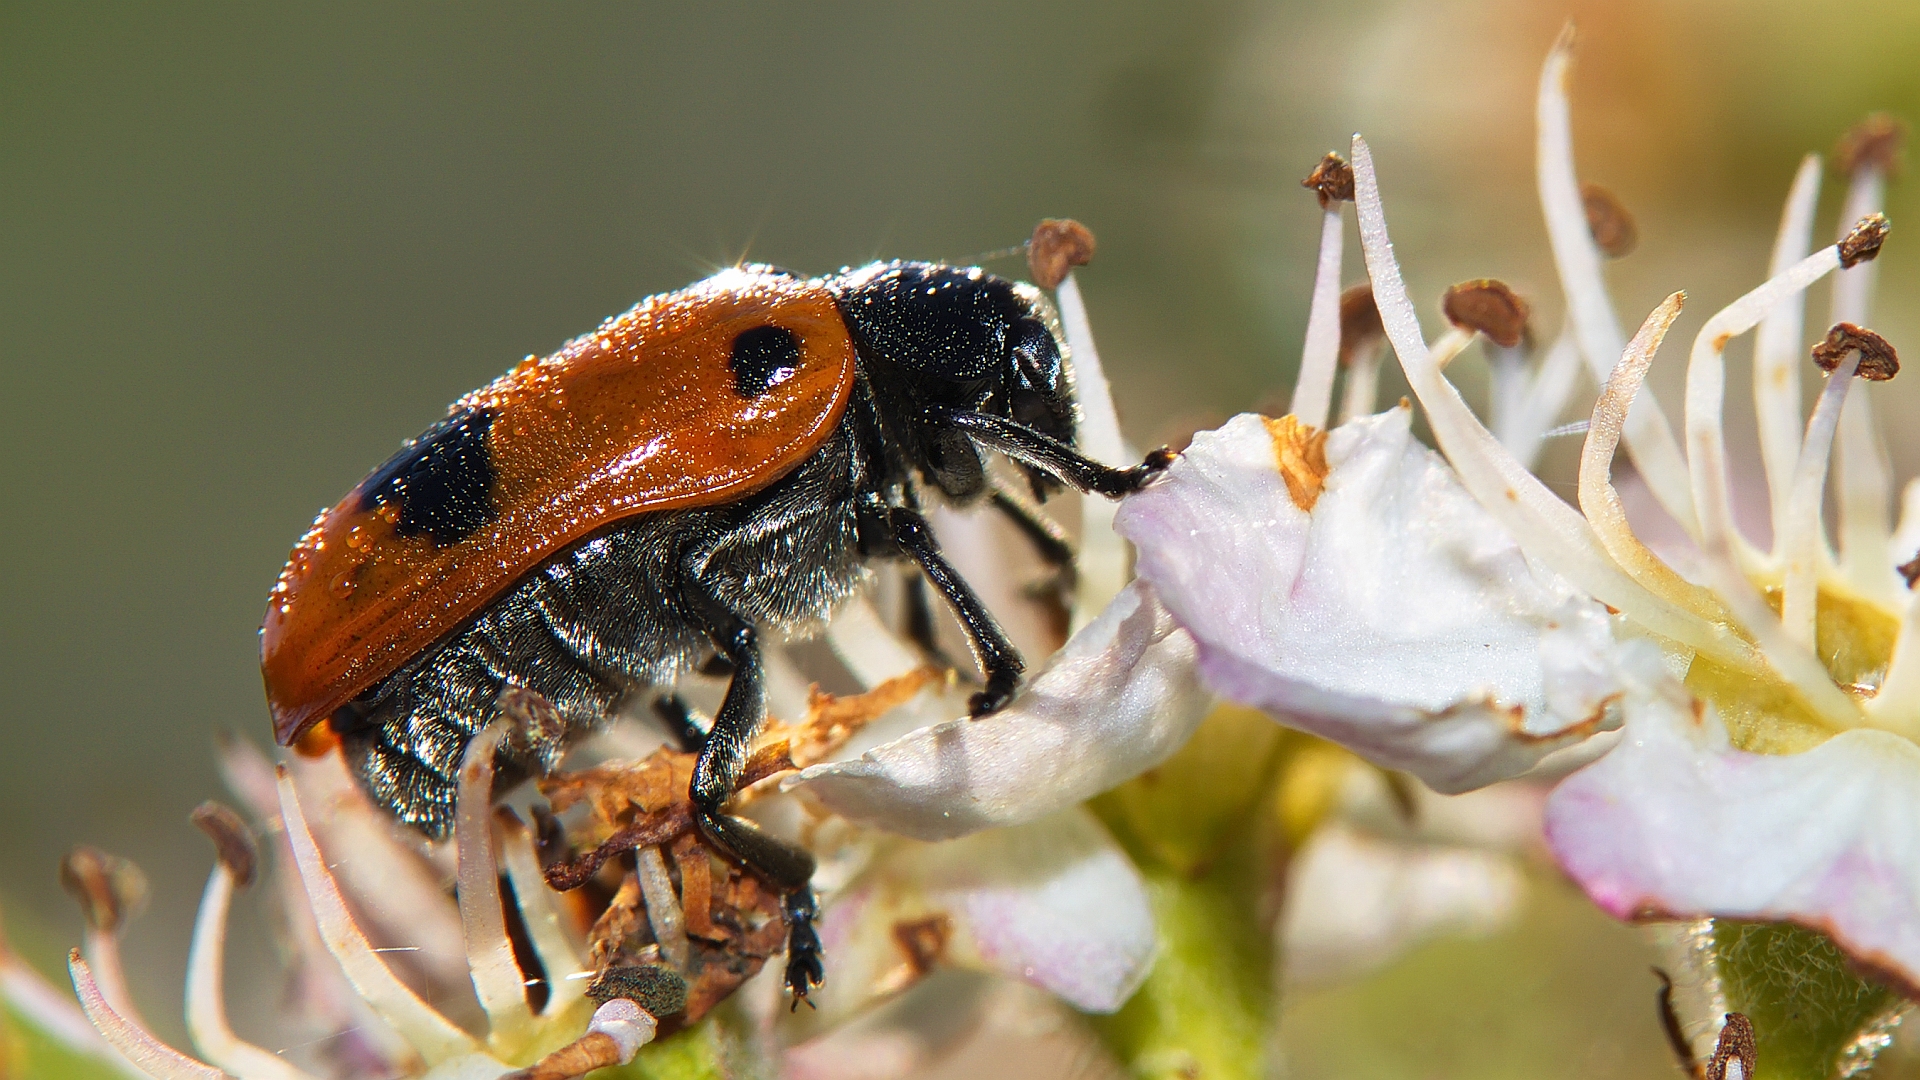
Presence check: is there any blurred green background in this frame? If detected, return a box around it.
[7,2,1920,1075]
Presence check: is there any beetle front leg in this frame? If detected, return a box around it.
[941,411,1174,497]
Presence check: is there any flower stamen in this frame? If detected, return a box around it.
[1538,23,1698,536]
[68,951,225,1080]
[277,764,484,1064]
[184,802,322,1080]
[1683,236,1870,728]
[1834,129,1901,595]
[1291,153,1354,430]
[1755,155,1824,549]
[1336,284,1386,423]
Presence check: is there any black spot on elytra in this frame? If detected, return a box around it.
[357,407,496,546]
[730,325,801,398]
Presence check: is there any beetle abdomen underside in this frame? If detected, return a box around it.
[335,425,867,834]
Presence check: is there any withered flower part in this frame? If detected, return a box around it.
[1811,322,1900,380]
[1580,182,1638,258]
[1302,151,1356,209]
[504,999,659,1080]
[1026,218,1096,290]
[1441,279,1531,349]
[1836,113,1907,178]
[1708,1013,1757,1080]
[1838,212,1890,268]
[584,965,687,1016]
[1900,551,1920,589]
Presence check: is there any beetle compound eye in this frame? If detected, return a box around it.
[730,325,801,398]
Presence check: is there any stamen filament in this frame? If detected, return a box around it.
[1337,344,1383,423]
[69,951,225,1080]
[1756,154,1823,550]
[1537,25,1698,536]
[1502,328,1583,470]
[1683,245,1862,728]
[1290,206,1345,430]
[277,766,482,1063]
[1832,171,1898,597]
[1057,271,1130,629]
[497,814,591,1017]
[1351,135,1759,672]
[634,845,689,971]
[1577,293,1728,622]
[186,866,325,1080]
[1780,353,1861,646]
[455,720,538,1045]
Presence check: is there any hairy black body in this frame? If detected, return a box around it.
[329,262,1169,1002]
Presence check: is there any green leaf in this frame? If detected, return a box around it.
[1712,920,1906,1080]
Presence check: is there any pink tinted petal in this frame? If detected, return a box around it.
[1118,410,1632,793]
[1547,680,1920,991]
[788,581,1208,839]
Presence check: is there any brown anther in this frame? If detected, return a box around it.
[1027,219,1096,290]
[1836,114,1906,179]
[59,847,148,934]
[1811,322,1899,380]
[1302,152,1355,210]
[587,964,689,1018]
[1337,284,1384,365]
[1442,279,1531,349]
[1580,182,1638,258]
[1900,551,1920,589]
[190,801,258,888]
[1707,1013,1756,1080]
[891,914,953,976]
[1838,213,1890,268]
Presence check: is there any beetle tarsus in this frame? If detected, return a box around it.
[889,507,1026,715]
[783,887,825,1008]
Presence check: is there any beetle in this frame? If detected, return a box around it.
[261,249,1169,1002]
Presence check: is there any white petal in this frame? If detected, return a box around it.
[1547,674,1920,993]
[787,580,1208,839]
[1280,822,1524,989]
[810,808,1155,1018]
[1118,409,1633,794]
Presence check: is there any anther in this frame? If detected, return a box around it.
[1901,551,1920,589]
[59,847,148,934]
[1581,182,1638,258]
[1338,284,1384,364]
[1838,213,1890,268]
[1708,1013,1756,1080]
[586,963,688,1019]
[1811,322,1899,380]
[1836,114,1906,179]
[1027,219,1096,290]
[190,801,259,888]
[1302,152,1356,209]
[1442,279,1531,349]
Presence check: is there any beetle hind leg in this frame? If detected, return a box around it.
[684,602,823,1000]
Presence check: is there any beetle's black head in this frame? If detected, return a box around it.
[828,261,1076,500]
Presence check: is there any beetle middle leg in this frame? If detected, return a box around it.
[682,580,823,1002]
[887,507,1025,716]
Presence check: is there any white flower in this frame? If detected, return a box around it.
[1115,24,1920,993]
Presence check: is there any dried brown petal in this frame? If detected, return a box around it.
[1027,219,1096,290]
[1581,182,1638,258]
[587,964,688,1018]
[1837,114,1907,178]
[190,801,258,888]
[59,847,147,934]
[1302,152,1355,209]
[1707,1013,1756,1080]
[1838,213,1890,268]
[1442,279,1531,349]
[1811,322,1899,381]
[505,1033,624,1080]
[1900,551,1920,589]
[1337,284,1384,365]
